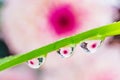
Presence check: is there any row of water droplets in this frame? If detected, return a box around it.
[27,35,105,69]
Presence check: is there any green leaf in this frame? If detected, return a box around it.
[0,21,120,71]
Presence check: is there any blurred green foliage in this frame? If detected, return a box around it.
[0,0,3,9]
[0,40,11,58]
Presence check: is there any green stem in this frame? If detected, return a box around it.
[0,22,120,71]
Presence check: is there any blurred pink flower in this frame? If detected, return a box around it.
[1,0,119,80]
[2,0,114,53]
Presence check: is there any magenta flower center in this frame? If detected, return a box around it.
[48,5,78,36]
[30,61,34,65]
[91,43,97,48]
[63,50,68,54]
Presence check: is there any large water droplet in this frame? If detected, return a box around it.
[27,56,45,69]
[57,45,75,58]
[80,40,102,53]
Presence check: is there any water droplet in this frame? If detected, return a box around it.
[27,56,45,69]
[80,40,102,53]
[57,45,75,58]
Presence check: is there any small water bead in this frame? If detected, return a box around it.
[57,45,75,58]
[27,56,45,69]
[80,40,102,53]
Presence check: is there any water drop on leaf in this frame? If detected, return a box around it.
[80,40,102,53]
[27,56,45,69]
[57,45,75,58]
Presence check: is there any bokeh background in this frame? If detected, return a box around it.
[0,0,120,80]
